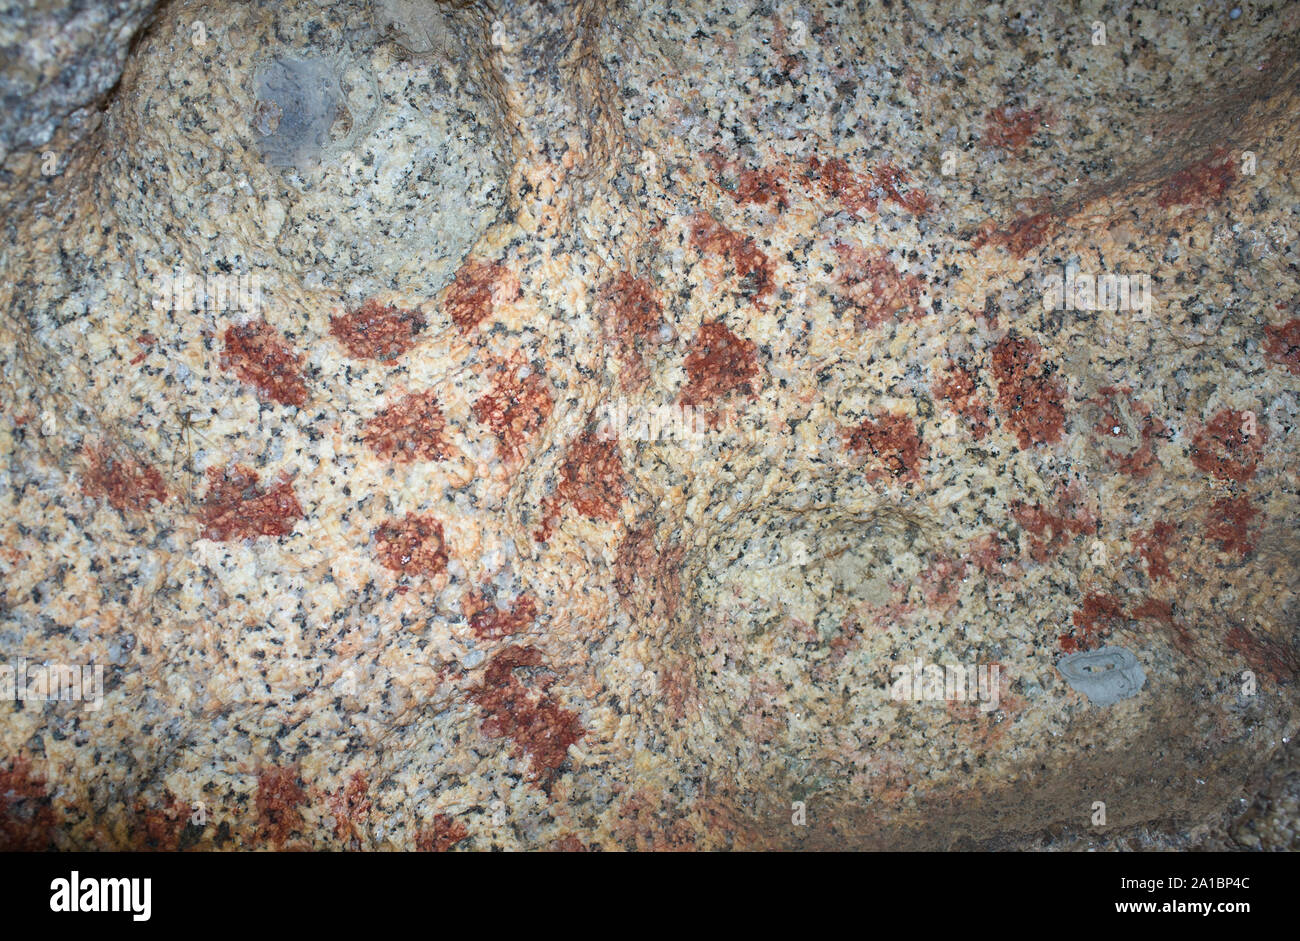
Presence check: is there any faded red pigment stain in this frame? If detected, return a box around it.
[968,532,1008,576]
[947,662,1023,723]
[1060,592,1126,653]
[972,211,1056,258]
[444,259,521,333]
[614,520,686,620]
[934,361,990,439]
[872,161,932,215]
[948,668,1026,750]
[329,300,427,364]
[327,771,370,848]
[1130,597,1195,656]
[844,413,927,483]
[221,320,309,407]
[771,14,806,76]
[739,676,786,744]
[600,272,664,390]
[705,151,790,210]
[609,788,701,851]
[741,675,786,745]
[132,792,194,851]
[919,554,967,610]
[733,168,789,209]
[80,442,168,513]
[803,156,930,216]
[854,592,916,634]
[200,465,303,541]
[656,656,701,722]
[1226,624,1300,685]
[1092,386,1167,477]
[990,333,1066,448]
[983,106,1044,151]
[1011,482,1097,564]
[680,320,760,418]
[832,242,925,330]
[1133,520,1176,581]
[688,213,774,305]
[1205,495,1259,557]
[856,748,914,806]
[363,390,452,463]
[256,766,308,848]
[466,592,539,641]
[0,757,55,851]
[374,513,449,577]
[1263,319,1300,375]
[804,156,877,214]
[129,332,156,366]
[777,51,804,75]
[469,646,585,783]
[826,616,864,664]
[472,360,554,459]
[1156,148,1236,208]
[416,814,468,851]
[613,522,656,600]
[1190,409,1267,482]
[537,428,625,541]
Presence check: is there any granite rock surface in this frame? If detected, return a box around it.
[1,0,1298,850]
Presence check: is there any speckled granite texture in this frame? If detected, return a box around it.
[1,0,1298,850]
[0,0,160,164]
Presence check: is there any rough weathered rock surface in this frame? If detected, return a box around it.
[1,0,1297,850]
[0,0,159,162]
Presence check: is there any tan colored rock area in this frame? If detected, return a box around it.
[0,0,1297,850]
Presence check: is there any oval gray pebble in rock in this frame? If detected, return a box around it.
[1057,646,1147,707]
[253,56,341,169]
